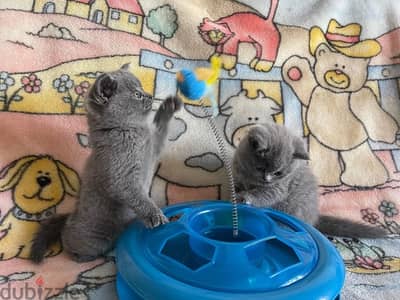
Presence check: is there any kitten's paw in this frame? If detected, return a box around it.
[237,191,264,206]
[154,96,182,129]
[164,95,182,114]
[142,211,169,229]
[237,191,252,205]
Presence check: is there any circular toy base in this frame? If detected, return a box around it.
[116,200,345,300]
[116,273,141,300]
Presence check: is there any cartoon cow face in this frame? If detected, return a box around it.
[220,90,281,147]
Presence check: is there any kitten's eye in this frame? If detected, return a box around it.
[134,91,143,99]
[334,63,338,68]
[274,171,282,177]
[256,167,264,172]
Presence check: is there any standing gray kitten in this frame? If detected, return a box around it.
[30,64,181,263]
[233,122,388,238]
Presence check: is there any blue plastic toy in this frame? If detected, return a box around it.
[115,201,345,300]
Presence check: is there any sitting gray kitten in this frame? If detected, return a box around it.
[233,122,387,238]
[30,64,181,263]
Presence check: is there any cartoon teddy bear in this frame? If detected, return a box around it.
[282,19,399,187]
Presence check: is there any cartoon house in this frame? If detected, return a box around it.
[66,0,92,19]
[33,0,67,14]
[32,0,144,35]
[89,0,144,35]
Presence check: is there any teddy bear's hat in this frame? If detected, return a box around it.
[309,19,381,58]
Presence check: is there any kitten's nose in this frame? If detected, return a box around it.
[37,176,51,187]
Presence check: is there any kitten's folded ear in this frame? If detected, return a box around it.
[89,73,118,105]
[293,136,309,160]
[121,63,131,71]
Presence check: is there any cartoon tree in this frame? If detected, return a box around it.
[146,4,178,47]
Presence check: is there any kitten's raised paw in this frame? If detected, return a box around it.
[142,212,169,229]
[164,96,182,114]
[154,96,182,129]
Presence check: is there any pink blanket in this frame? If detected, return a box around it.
[0,0,399,299]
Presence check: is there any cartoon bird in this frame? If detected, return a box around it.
[176,56,221,117]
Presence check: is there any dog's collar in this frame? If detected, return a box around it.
[12,206,56,221]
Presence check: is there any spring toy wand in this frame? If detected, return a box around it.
[175,57,239,237]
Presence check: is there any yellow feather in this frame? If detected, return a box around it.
[192,57,222,85]
[194,68,214,81]
[206,56,221,85]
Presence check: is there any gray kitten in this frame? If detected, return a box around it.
[30,64,181,263]
[233,122,388,238]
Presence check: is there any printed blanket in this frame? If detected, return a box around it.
[0,0,399,299]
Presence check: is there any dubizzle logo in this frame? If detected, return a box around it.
[0,274,80,300]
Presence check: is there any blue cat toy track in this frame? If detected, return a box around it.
[115,201,345,300]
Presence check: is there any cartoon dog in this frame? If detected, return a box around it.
[0,155,80,260]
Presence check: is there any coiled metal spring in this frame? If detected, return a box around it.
[200,102,239,237]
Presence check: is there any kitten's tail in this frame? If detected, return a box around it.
[316,216,388,238]
[30,214,69,263]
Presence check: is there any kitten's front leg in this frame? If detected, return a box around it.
[152,96,182,155]
[141,204,169,228]
[129,189,169,228]
[135,203,169,228]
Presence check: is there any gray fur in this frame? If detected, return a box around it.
[233,122,388,238]
[31,66,181,262]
